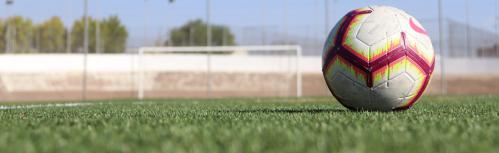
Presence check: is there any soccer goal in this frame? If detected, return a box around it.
[136,45,302,100]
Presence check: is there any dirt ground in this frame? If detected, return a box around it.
[1,73,499,102]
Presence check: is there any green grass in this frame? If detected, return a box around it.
[0,96,497,153]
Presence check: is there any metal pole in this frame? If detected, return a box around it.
[82,0,89,101]
[144,0,148,47]
[206,0,212,97]
[222,28,226,46]
[36,29,40,53]
[4,7,8,54]
[283,0,287,43]
[324,0,329,34]
[5,0,12,53]
[95,0,100,53]
[260,0,266,45]
[189,26,194,46]
[438,0,447,94]
[96,21,100,53]
[11,24,15,53]
[465,0,471,58]
[66,0,72,53]
[282,0,291,96]
[496,0,499,57]
[139,0,148,100]
[138,48,144,100]
[296,46,302,97]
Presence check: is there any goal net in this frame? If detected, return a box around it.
[136,45,302,99]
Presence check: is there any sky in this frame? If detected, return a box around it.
[0,0,497,47]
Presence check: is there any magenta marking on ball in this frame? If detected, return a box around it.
[325,32,433,87]
[409,18,428,35]
[323,9,372,72]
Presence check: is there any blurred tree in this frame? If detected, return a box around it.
[71,16,128,53]
[100,16,128,53]
[5,16,34,53]
[71,17,97,53]
[0,19,5,53]
[166,19,236,46]
[36,16,66,53]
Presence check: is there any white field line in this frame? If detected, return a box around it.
[0,102,96,110]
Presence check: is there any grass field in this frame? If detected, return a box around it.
[0,95,497,153]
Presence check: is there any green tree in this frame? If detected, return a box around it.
[71,16,128,53]
[36,16,66,53]
[101,16,128,53]
[71,17,97,53]
[167,19,236,46]
[4,16,34,53]
[0,19,5,53]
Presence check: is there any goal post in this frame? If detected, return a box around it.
[136,45,302,100]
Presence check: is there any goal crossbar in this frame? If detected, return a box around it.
[137,45,302,99]
[139,45,302,53]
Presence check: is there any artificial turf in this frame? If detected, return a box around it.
[0,95,497,153]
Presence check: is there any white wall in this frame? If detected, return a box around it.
[0,54,498,75]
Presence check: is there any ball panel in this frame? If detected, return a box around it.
[404,33,434,66]
[405,57,426,80]
[323,8,372,67]
[387,6,411,20]
[397,74,431,109]
[372,65,388,87]
[373,73,414,104]
[357,6,401,46]
[329,72,371,109]
[369,32,403,61]
[388,56,407,80]
[325,56,367,86]
[398,95,417,109]
[396,12,434,67]
[406,77,425,98]
[369,93,403,111]
[398,14,431,43]
[342,13,371,61]
[392,6,434,69]
[391,5,429,38]
[342,37,371,62]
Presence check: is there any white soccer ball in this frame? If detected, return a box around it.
[322,6,435,111]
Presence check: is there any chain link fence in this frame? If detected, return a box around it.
[1,0,499,101]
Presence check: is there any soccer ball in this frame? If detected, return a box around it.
[322,6,435,111]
